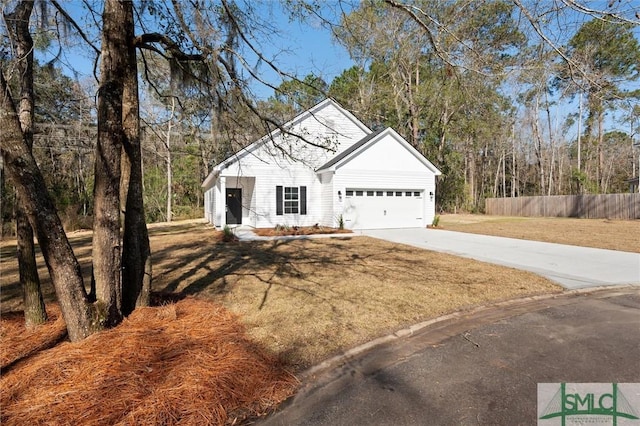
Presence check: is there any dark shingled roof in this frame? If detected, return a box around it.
[316,128,385,171]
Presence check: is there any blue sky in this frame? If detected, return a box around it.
[38,1,355,101]
[239,1,355,99]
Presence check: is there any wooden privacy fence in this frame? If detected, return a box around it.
[485,194,640,220]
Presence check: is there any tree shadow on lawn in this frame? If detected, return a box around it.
[0,235,93,311]
[149,234,414,329]
[152,237,377,299]
[2,225,385,314]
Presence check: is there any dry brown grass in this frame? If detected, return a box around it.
[0,298,297,425]
[439,214,640,253]
[1,221,561,368]
[0,220,563,424]
[179,236,559,369]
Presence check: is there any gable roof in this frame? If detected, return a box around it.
[316,128,385,171]
[216,98,369,165]
[202,98,371,188]
[316,127,442,175]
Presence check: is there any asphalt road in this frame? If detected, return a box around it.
[258,287,640,426]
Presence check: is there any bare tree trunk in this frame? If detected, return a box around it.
[467,144,475,209]
[577,92,582,173]
[548,145,555,196]
[437,85,453,164]
[544,89,554,196]
[557,147,564,195]
[121,0,151,314]
[597,108,604,192]
[92,0,128,327]
[3,1,47,326]
[533,95,545,195]
[479,141,489,209]
[2,70,97,341]
[0,155,3,237]
[493,150,504,198]
[502,148,506,198]
[511,125,516,197]
[408,63,420,148]
[16,204,48,325]
[164,98,175,222]
[166,146,172,222]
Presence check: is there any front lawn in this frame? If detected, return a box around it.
[1,220,561,424]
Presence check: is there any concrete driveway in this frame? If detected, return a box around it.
[360,228,640,289]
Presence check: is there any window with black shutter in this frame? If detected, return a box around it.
[276,185,307,215]
[300,186,307,215]
[276,186,283,215]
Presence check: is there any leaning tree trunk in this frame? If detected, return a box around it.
[121,0,151,315]
[92,0,129,326]
[3,1,47,326]
[2,70,97,341]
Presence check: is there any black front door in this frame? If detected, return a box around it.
[226,188,242,225]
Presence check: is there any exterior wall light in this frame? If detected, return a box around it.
[338,190,342,201]
[429,191,434,201]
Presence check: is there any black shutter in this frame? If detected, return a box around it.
[276,186,283,215]
[300,186,307,215]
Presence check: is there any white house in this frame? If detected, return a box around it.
[202,99,441,230]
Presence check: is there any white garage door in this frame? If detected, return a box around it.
[343,189,424,229]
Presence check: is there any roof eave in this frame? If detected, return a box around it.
[201,169,220,188]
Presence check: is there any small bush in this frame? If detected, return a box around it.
[432,215,440,228]
[337,214,345,230]
[222,225,235,242]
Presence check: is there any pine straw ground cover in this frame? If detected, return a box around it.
[253,225,352,237]
[1,299,297,425]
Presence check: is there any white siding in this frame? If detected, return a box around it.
[204,187,215,224]
[319,172,335,227]
[339,133,430,172]
[222,161,323,228]
[214,178,224,226]
[335,170,433,189]
[214,102,370,228]
[222,101,370,175]
[295,101,370,156]
[332,133,438,229]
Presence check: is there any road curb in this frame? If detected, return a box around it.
[300,284,638,382]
